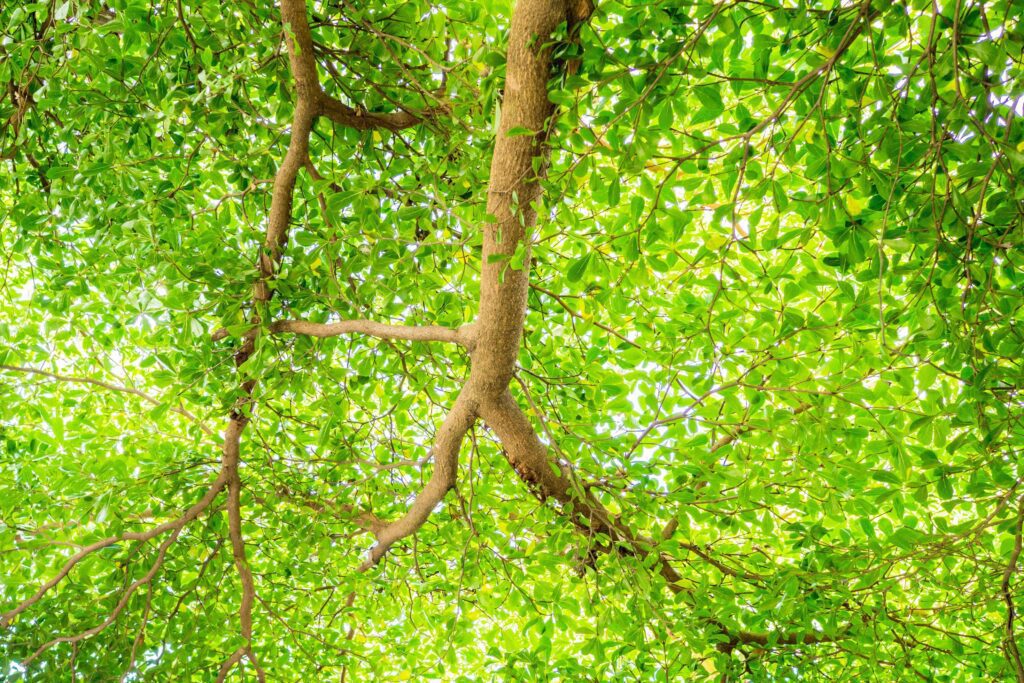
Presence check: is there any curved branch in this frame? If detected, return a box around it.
[0,472,227,629]
[479,389,845,649]
[22,527,183,664]
[281,0,444,133]
[223,466,264,681]
[207,2,338,673]
[0,364,215,437]
[358,392,477,570]
[215,408,266,683]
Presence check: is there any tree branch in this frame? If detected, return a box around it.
[358,392,477,570]
[318,94,444,132]
[1003,494,1024,681]
[22,527,183,665]
[0,471,227,629]
[281,0,444,133]
[221,448,266,682]
[264,486,385,535]
[709,403,813,453]
[479,389,847,650]
[207,3,328,675]
[0,364,215,437]
[270,319,475,348]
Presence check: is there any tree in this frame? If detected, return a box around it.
[1,0,1023,679]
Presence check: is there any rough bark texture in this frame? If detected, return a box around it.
[470,0,567,396]
[357,0,594,571]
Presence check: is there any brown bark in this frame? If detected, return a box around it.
[359,0,591,567]
[211,0,450,673]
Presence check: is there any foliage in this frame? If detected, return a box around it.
[1,0,1024,680]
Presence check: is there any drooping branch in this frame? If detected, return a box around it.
[478,392,705,595]
[480,391,847,647]
[0,471,227,629]
[219,424,266,682]
[358,392,477,570]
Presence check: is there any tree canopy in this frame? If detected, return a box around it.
[2,0,1024,680]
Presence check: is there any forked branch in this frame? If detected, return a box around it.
[0,471,227,629]
[282,0,445,134]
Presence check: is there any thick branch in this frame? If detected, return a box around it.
[270,319,475,348]
[281,0,442,133]
[468,0,576,397]
[318,95,442,132]
[479,390,843,648]
[358,392,477,570]
[350,0,592,568]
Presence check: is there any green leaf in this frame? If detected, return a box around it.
[567,252,592,282]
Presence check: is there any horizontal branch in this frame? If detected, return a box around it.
[0,364,215,437]
[270,319,475,347]
[213,320,474,349]
[318,93,444,132]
